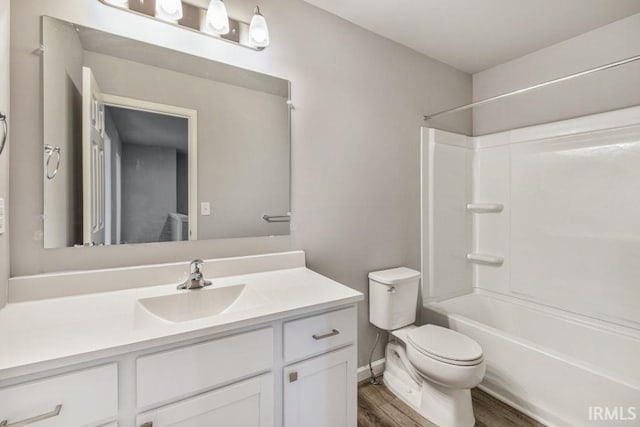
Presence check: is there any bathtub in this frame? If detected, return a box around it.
[422,290,640,427]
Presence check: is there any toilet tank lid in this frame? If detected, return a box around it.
[369,267,420,285]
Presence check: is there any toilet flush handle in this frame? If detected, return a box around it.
[387,286,396,293]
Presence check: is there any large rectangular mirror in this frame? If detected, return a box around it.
[42,16,291,248]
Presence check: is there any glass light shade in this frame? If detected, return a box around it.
[206,0,230,35]
[155,0,183,22]
[104,0,129,6]
[249,7,270,48]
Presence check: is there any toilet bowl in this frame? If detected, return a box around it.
[368,267,486,427]
[406,324,485,389]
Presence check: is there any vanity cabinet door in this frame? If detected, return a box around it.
[283,346,357,427]
[136,373,273,427]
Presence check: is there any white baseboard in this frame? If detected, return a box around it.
[357,358,385,383]
[477,384,554,427]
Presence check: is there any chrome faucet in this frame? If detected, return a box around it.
[177,260,212,290]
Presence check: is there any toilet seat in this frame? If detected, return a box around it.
[407,325,483,366]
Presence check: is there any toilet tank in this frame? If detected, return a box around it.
[369,267,421,330]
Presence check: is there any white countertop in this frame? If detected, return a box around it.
[0,267,363,381]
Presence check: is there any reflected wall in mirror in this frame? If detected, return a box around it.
[42,16,291,249]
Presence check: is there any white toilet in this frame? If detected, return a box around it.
[369,267,485,427]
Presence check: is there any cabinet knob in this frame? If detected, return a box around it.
[289,371,298,382]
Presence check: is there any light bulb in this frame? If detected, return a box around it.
[249,6,270,48]
[206,0,230,35]
[104,0,129,7]
[155,0,183,22]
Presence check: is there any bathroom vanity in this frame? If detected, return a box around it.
[0,252,363,427]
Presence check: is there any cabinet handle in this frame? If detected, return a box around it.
[0,112,7,156]
[289,372,298,382]
[312,329,340,340]
[1,404,62,427]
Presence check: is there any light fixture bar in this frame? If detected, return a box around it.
[98,0,266,51]
[424,54,640,120]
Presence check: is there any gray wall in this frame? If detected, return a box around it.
[473,13,640,136]
[121,143,177,244]
[0,0,8,308]
[9,0,471,365]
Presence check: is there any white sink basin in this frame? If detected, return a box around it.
[136,284,268,323]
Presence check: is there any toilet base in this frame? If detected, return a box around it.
[383,343,476,427]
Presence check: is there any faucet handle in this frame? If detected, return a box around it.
[190,259,204,274]
[178,260,210,290]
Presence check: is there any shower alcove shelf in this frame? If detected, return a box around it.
[466,202,505,266]
[466,203,504,213]
[466,253,504,266]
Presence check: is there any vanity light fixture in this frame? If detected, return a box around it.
[249,6,270,48]
[155,0,184,22]
[206,0,230,35]
[99,0,270,50]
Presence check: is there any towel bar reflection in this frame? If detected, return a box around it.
[0,112,7,156]
[44,144,61,180]
[262,213,291,223]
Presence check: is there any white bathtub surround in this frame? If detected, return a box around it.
[421,106,640,426]
[422,291,640,427]
[0,251,362,380]
[420,128,474,303]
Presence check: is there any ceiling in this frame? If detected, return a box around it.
[107,106,189,152]
[302,0,640,73]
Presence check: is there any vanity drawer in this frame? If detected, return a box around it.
[137,327,274,409]
[283,306,356,363]
[0,364,118,427]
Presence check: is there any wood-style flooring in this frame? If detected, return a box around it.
[358,380,545,427]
